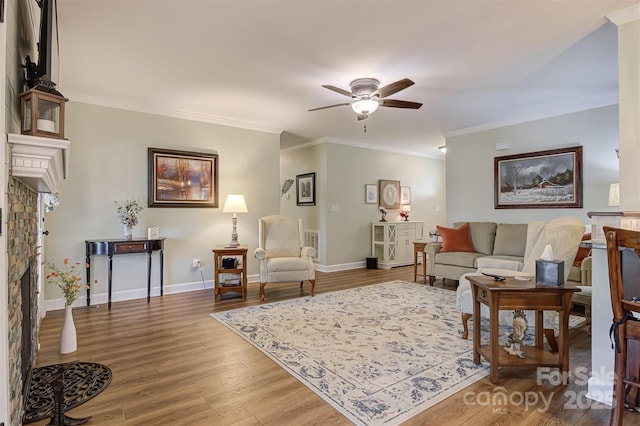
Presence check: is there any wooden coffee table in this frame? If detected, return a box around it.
[467,275,579,384]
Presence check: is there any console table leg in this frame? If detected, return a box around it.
[147,252,152,304]
[85,252,91,307]
[160,249,164,296]
[107,254,113,309]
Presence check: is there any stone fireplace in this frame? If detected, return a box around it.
[6,133,69,422]
[7,177,39,423]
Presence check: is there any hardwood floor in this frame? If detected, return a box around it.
[29,267,630,425]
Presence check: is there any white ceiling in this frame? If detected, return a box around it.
[53,0,636,158]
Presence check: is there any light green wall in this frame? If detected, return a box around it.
[281,142,446,269]
[445,105,619,225]
[43,102,280,306]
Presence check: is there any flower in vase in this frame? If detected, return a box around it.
[115,198,144,227]
[45,259,96,306]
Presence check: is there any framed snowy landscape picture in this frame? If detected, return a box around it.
[494,146,583,209]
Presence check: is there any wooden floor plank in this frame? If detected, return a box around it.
[27,266,632,425]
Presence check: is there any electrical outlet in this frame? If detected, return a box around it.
[192,258,201,268]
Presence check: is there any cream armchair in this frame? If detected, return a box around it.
[455,216,586,349]
[254,215,316,301]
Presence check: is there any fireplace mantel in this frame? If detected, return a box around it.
[8,133,70,193]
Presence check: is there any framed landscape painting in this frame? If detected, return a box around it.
[494,146,583,209]
[148,148,218,208]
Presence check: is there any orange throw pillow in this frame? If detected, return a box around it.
[437,223,476,253]
[573,232,592,267]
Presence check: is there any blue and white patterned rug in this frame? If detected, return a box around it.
[211,280,584,425]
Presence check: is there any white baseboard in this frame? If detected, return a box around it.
[587,376,614,406]
[315,261,364,273]
[44,267,390,312]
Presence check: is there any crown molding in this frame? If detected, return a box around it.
[606,4,640,26]
[67,93,284,135]
[445,93,618,138]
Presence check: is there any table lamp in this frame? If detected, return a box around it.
[222,194,248,247]
[401,205,411,221]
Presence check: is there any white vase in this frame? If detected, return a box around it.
[124,225,133,240]
[60,305,77,354]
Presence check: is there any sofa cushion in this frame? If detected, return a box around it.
[573,232,592,267]
[435,251,483,269]
[437,223,476,253]
[476,256,524,271]
[455,222,497,255]
[493,223,528,257]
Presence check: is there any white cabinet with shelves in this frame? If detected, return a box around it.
[372,221,424,269]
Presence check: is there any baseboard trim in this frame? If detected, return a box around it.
[43,267,379,312]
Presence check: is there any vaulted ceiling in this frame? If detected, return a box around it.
[54,0,636,157]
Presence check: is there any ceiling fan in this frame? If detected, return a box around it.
[309,78,422,121]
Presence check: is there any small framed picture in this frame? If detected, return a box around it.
[365,184,378,204]
[379,179,400,210]
[401,186,411,205]
[296,172,316,206]
[148,227,160,239]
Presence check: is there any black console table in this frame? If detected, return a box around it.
[85,238,165,309]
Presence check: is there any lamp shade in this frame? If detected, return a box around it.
[608,183,620,207]
[222,194,248,213]
[351,99,379,115]
[401,205,411,212]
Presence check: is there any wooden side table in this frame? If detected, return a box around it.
[413,241,427,283]
[467,275,579,384]
[212,245,248,301]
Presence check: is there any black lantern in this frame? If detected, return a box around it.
[20,76,68,139]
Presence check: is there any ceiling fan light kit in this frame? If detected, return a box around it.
[351,99,379,115]
[309,77,422,120]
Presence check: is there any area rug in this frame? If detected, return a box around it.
[23,361,112,423]
[212,280,489,425]
[212,281,584,425]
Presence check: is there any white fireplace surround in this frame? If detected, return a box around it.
[7,133,70,193]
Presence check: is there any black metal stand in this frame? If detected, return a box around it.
[45,363,91,426]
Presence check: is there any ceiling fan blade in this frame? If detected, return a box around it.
[322,85,353,97]
[308,102,350,112]
[374,78,415,98]
[379,99,422,109]
[357,113,368,121]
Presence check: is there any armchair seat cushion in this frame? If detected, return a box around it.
[267,257,310,272]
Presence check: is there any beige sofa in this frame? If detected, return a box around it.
[424,221,591,288]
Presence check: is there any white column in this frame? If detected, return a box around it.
[587,4,640,406]
[608,6,640,211]
[587,245,615,404]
